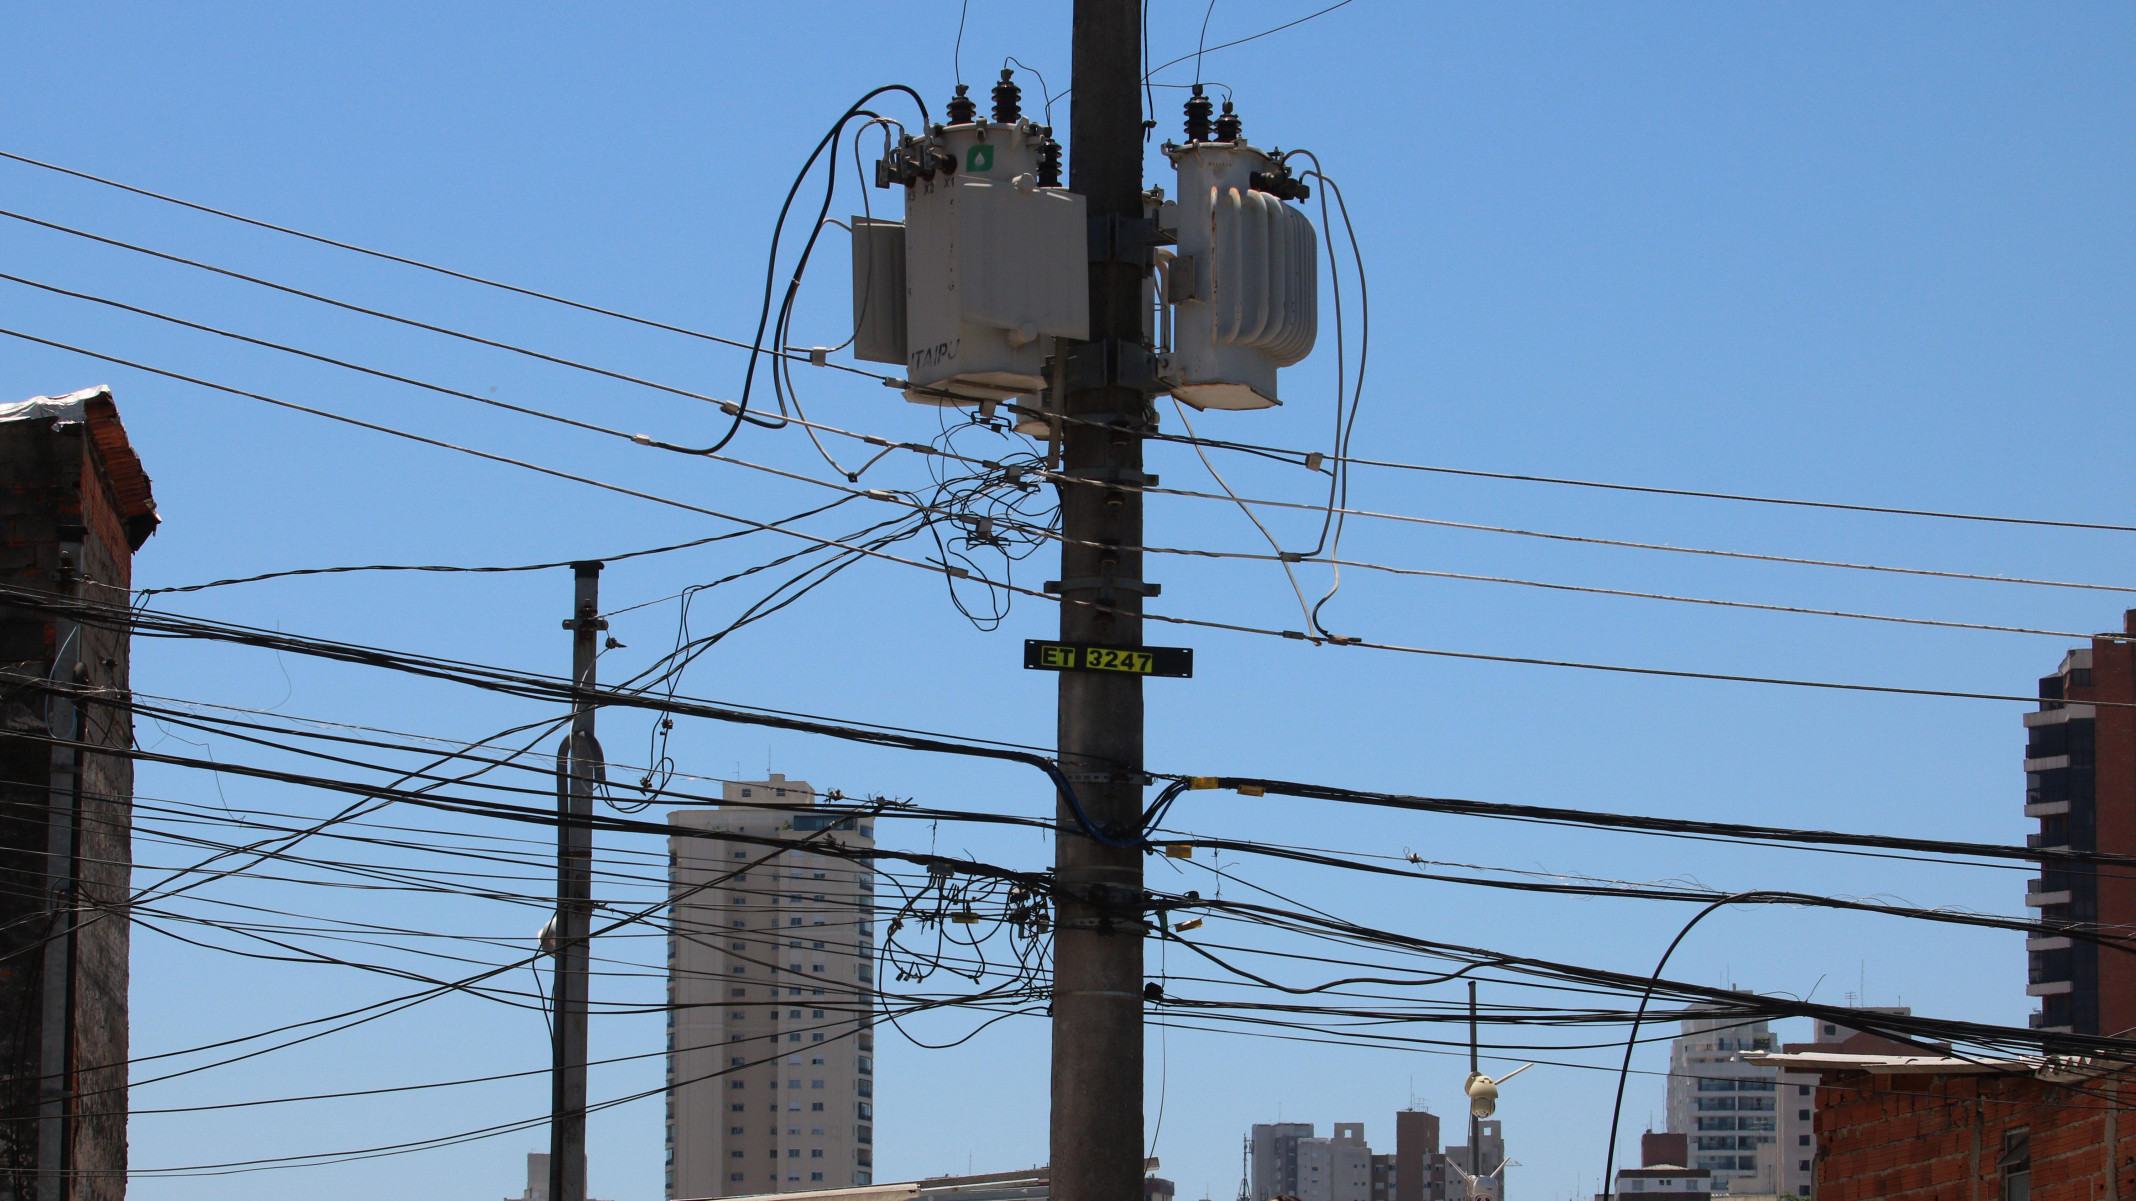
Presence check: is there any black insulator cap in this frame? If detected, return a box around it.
[1213,99,1242,142]
[946,84,977,125]
[1183,84,1213,144]
[992,69,1023,124]
[1036,126,1062,188]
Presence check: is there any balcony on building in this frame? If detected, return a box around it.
[2025,878,2073,908]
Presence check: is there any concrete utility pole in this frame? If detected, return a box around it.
[36,531,83,1201]
[1052,4,1152,1201]
[551,561,603,1201]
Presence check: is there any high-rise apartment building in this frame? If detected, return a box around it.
[1393,1110,1442,1201]
[1665,1017,1789,1194]
[2025,614,2136,1038]
[1665,1010,1905,1198]
[1251,1123,1316,1200]
[1251,1123,1376,1201]
[1299,1123,1374,1201]
[665,774,879,1199]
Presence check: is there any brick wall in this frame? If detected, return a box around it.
[1814,1070,2136,1201]
[1,410,142,1201]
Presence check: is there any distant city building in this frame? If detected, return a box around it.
[1370,1151,1396,1201]
[1253,1112,1493,1201]
[1592,1131,1711,1199]
[1298,1123,1374,1201]
[1609,1166,1712,1197]
[506,1152,551,1201]
[1249,1123,1379,1201]
[666,774,879,1199]
[504,1151,613,1201]
[1251,1122,1316,1200]
[1393,1109,1450,1201]
[2024,616,2136,1038]
[1442,1118,1505,1200]
[1639,1132,1687,1169]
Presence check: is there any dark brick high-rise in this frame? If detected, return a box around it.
[2025,610,2136,1039]
[1,386,156,1200]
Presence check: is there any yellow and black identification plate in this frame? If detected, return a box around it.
[1023,639,1194,678]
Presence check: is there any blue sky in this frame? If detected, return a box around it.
[6,3,2135,1199]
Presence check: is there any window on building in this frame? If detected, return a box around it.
[812,1102,825,1111]
[2001,1129,2031,1201]
[812,1173,825,1182]
[1798,1135,1810,1146]
[731,1103,745,1113]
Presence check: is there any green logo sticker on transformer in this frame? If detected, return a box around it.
[966,144,995,173]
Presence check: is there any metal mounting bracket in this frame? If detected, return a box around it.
[1087,213,1161,267]
[1062,338,1163,394]
[1045,577,1162,598]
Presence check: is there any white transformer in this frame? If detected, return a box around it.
[852,107,1087,406]
[1160,139,1318,410]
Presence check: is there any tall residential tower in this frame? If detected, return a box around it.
[665,774,878,1199]
[2025,613,2136,1038]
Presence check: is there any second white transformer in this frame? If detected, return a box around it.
[1160,138,1319,411]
